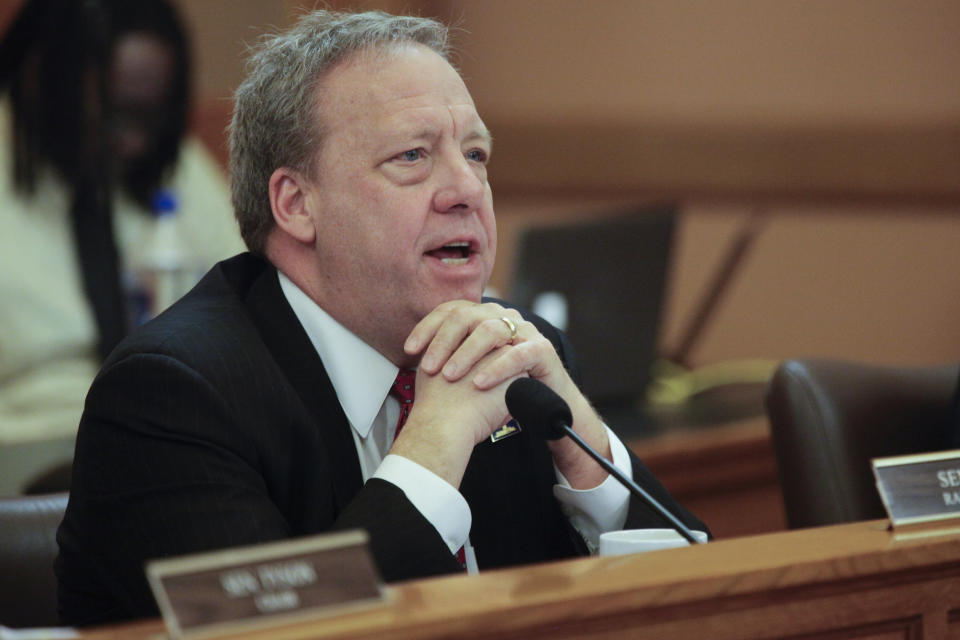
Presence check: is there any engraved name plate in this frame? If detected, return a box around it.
[147,529,387,639]
[872,449,960,528]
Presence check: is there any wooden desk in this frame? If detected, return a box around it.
[84,520,960,639]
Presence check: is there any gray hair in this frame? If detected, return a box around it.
[229,10,450,254]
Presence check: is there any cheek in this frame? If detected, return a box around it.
[347,212,414,277]
[370,192,431,248]
[482,192,498,262]
[485,227,497,269]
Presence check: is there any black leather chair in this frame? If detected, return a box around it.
[0,492,69,628]
[23,460,72,495]
[765,359,958,529]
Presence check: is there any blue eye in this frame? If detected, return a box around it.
[400,149,422,162]
[466,149,488,163]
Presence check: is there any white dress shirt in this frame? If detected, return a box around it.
[278,272,631,558]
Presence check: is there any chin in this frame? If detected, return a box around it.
[455,287,485,305]
[418,289,483,317]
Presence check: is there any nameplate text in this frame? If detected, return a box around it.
[147,529,386,639]
[872,449,960,527]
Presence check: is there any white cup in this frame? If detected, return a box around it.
[599,528,709,556]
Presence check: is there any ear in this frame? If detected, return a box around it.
[269,167,317,245]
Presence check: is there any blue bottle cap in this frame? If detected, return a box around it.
[150,189,179,217]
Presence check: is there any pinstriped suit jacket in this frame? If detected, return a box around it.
[55,252,707,626]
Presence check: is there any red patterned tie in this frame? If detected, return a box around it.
[389,368,467,569]
[390,369,416,439]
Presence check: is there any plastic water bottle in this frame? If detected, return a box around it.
[126,189,192,326]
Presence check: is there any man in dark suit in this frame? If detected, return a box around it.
[56,10,708,626]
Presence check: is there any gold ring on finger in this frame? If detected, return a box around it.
[499,316,518,344]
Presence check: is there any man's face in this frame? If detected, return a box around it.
[301,44,496,354]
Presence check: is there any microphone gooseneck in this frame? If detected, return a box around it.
[505,378,702,545]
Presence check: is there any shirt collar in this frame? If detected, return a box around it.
[277,271,398,438]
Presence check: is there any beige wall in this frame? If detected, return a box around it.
[450,0,960,128]
[662,203,960,366]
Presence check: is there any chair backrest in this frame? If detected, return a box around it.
[765,359,958,529]
[0,492,69,628]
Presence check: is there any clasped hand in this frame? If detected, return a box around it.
[391,300,609,490]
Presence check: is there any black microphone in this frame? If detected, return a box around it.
[505,378,702,545]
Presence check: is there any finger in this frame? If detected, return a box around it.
[417,302,494,373]
[472,333,559,389]
[416,303,518,375]
[440,315,521,381]
[404,300,474,359]
[433,308,524,379]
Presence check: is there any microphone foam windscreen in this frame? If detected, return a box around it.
[505,378,572,440]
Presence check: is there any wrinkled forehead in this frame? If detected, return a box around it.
[314,42,476,126]
[350,40,453,72]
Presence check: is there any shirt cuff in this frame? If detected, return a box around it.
[373,454,471,555]
[553,425,632,553]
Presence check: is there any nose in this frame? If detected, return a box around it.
[432,150,486,214]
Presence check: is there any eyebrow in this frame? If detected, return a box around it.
[468,124,494,148]
[456,121,493,154]
[396,124,493,151]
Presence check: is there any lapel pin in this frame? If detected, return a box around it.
[490,418,521,443]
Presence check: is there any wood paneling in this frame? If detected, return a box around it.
[483,120,960,206]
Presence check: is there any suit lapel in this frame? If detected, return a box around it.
[241,259,364,513]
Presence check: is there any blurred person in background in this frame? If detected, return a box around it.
[0,0,242,448]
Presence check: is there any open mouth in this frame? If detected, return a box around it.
[426,241,472,265]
